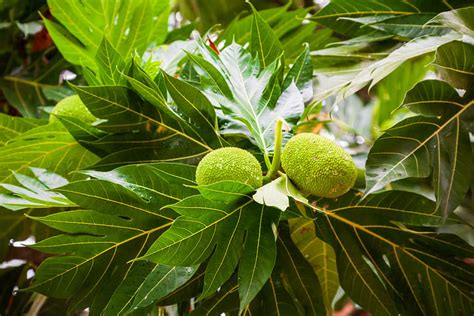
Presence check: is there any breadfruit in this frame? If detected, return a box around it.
[196,147,263,188]
[281,133,357,198]
[49,95,96,124]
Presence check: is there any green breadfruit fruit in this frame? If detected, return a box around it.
[281,133,357,198]
[196,147,263,189]
[49,95,96,124]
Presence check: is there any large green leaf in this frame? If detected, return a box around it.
[103,262,198,314]
[428,6,474,38]
[45,0,169,70]
[139,181,281,312]
[249,2,283,68]
[94,38,128,86]
[312,0,418,36]
[368,14,450,39]
[27,163,197,314]
[176,0,277,32]
[366,80,472,217]
[219,5,331,60]
[310,1,472,104]
[433,40,474,90]
[275,223,326,316]
[305,191,473,316]
[70,80,218,169]
[162,71,224,147]
[335,32,460,102]
[373,56,431,128]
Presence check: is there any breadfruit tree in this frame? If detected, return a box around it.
[0,0,473,315]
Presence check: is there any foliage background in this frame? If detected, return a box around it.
[0,0,473,315]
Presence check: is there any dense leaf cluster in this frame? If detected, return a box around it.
[0,0,473,315]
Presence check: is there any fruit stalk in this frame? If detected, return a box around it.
[264,118,283,183]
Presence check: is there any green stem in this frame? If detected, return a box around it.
[263,118,284,183]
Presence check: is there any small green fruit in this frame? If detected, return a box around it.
[196,147,263,188]
[281,133,357,198]
[49,95,96,124]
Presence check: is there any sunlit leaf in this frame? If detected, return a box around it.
[0,168,73,210]
[369,14,450,39]
[45,0,170,70]
[427,7,474,37]
[219,5,317,59]
[190,41,304,161]
[95,38,128,85]
[337,32,460,102]
[253,175,307,211]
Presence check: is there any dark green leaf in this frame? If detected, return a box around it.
[191,277,239,315]
[27,163,196,314]
[306,191,474,316]
[139,181,280,312]
[367,80,472,216]
[276,223,326,315]
[162,71,223,147]
[290,218,339,315]
[312,0,418,36]
[103,262,197,314]
[433,40,474,90]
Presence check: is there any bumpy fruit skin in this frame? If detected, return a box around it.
[281,133,357,198]
[196,147,263,189]
[49,95,96,124]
